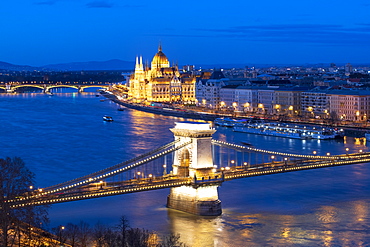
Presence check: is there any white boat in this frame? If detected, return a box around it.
[233,121,341,140]
[233,122,312,139]
[309,130,336,139]
[214,118,248,127]
[103,115,113,122]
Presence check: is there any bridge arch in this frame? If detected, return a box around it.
[177,148,191,177]
[11,85,45,92]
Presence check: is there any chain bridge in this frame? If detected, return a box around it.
[7,122,370,216]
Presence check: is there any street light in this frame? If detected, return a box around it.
[163,164,167,175]
[313,151,317,155]
[59,226,65,245]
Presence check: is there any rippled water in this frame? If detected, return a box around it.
[1,91,369,246]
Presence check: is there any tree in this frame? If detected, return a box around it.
[116,215,130,247]
[64,223,80,247]
[0,157,49,247]
[160,233,187,247]
[77,221,91,247]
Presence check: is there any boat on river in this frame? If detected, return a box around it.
[214,118,248,127]
[233,120,342,140]
[103,115,113,122]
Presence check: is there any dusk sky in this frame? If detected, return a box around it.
[1,0,370,67]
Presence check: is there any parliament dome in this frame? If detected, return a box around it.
[151,44,170,69]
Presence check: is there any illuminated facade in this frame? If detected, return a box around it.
[128,45,196,104]
[328,90,370,121]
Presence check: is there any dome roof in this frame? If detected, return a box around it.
[151,44,170,69]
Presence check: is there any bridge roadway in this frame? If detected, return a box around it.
[8,149,370,208]
[0,82,109,93]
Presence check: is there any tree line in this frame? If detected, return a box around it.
[0,157,186,247]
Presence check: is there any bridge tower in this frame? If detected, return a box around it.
[167,121,222,216]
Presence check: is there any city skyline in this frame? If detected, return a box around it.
[1,0,370,66]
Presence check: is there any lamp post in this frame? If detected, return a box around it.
[59,226,65,245]
[163,164,167,175]
[243,162,248,169]
[230,160,235,167]
[284,157,288,167]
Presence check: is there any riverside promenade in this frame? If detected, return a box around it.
[101,91,225,121]
[101,91,370,137]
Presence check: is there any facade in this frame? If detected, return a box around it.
[219,85,239,110]
[195,70,229,108]
[328,90,370,121]
[233,86,258,112]
[257,87,276,114]
[128,45,196,104]
[274,88,306,116]
[301,90,329,118]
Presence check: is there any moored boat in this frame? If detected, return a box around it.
[233,122,311,139]
[233,121,341,140]
[214,118,248,127]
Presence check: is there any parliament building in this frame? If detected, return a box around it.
[128,45,196,104]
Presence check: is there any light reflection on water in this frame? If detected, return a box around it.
[0,92,370,246]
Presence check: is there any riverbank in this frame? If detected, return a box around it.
[101,91,369,138]
[101,92,225,121]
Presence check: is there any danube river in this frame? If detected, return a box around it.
[1,91,370,246]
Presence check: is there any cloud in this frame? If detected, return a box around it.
[188,24,370,46]
[86,1,114,8]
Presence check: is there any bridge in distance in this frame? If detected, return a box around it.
[0,82,109,93]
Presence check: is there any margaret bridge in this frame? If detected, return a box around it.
[6,122,370,215]
[0,82,109,93]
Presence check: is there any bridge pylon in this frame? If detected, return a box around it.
[167,121,222,216]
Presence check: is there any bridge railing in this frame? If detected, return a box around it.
[7,139,193,204]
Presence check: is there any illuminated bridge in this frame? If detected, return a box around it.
[0,82,109,93]
[7,122,370,215]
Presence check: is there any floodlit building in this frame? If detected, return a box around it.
[195,70,229,108]
[328,90,370,121]
[128,45,196,104]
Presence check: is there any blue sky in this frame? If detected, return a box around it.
[1,0,370,66]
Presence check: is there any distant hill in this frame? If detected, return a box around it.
[42,59,134,71]
[0,61,39,71]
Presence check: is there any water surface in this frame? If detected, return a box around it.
[1,92,369,246]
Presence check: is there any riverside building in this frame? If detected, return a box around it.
[127,45,196,104]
